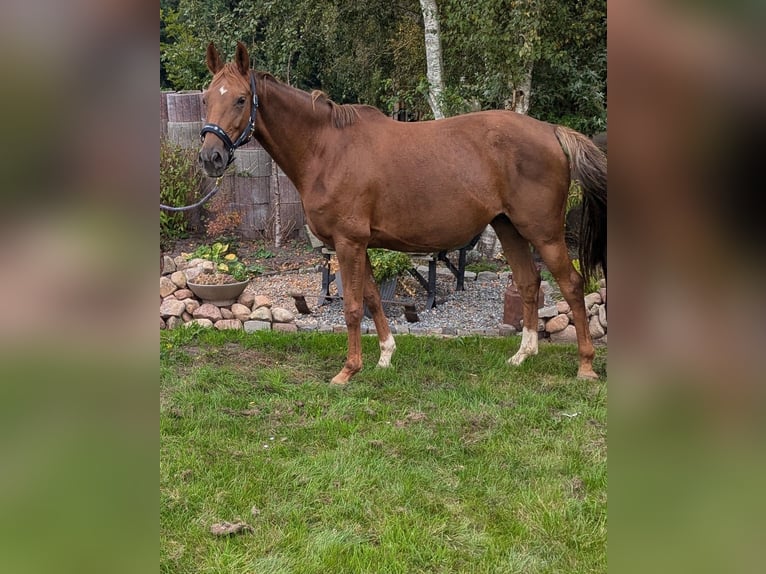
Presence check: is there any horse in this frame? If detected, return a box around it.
[199,41,607,384]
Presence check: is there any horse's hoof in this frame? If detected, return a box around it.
[577,369,599,380]
[330,373,350,386]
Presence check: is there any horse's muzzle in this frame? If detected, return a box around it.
[198,147,228,177]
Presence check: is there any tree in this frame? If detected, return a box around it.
[419,0,446,119]
[159,0,605,131]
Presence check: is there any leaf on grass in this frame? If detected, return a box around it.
[394,411,427,427]
[210,521,253,537]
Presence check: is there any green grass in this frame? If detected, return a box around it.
[161,328,606,573]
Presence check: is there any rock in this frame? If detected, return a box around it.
[238,291,256,308]
[589,314,605,339]
[187,257,205,267]
[193,303,222,322]
[182,311,192,322]
[162,255,176,274]
[476,271,498,282]
[185,267,203,282]
[160,276,177,298]
[201,260,215,272]
[244,320,271,332]
[598,304,607,329]
[173,255,187,270]
[160,317,166,330]
[538,305,559,319]
[231,303,251,322]
[185,318,213,328]
[545,314,570,333]
[183,299,200,314]
[253,295,272,309]
[170,271,187,289]
[166,316,183,329]
[555,300,571,314]
[174,289,194,300]
[499,324,517,336]
[160,298,186,318]
[599,288,606,305]
[250,307,272,322]
[220,307,234,320]
[271,307,295,323]
[215,319,243,330]
[273,322,298,333]
[549,324,577,343]
[584,292,602,309]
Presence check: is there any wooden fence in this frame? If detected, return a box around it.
[161,90,305,239]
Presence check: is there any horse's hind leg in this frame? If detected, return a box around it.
[362,258,396,368]
[533,239,597,380]
[491,217,542,366]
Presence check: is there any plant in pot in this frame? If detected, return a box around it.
[185,242,263,305]
[336,248,412,317]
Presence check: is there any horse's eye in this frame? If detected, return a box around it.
[237,97,246,105]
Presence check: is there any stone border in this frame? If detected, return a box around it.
[161,254,606,345]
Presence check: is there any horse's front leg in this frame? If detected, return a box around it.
[361,256,396,368]
[330,242,369,385]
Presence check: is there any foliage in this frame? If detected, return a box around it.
[465,260,508,274]
[204,190,242,238]
[160,0,605,130]
[160,139,203,243]
[367,248,412,283]
[186,241,262,281]
[161,329,607,572]
[572,258,601,294]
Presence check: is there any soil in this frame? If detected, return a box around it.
[163,233,324,275]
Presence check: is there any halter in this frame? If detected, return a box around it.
[199,72,259,167]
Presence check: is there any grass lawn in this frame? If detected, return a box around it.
[161,328,606,573]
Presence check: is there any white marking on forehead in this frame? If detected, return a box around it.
[218,85,228,95]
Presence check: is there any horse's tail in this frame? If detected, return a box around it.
[554,125,607,284]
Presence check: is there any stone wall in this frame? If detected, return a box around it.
[160,255,297,332]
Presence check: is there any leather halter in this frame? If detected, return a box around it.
[199,72,259,167]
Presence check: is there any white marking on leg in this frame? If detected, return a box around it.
[377,334,396,368]
[219,85,228,95]
[509,326,539,366]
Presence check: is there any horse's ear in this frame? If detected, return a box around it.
[234,41,250,76]
[206,42,224,75]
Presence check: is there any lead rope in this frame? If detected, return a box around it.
[160,177,222,212]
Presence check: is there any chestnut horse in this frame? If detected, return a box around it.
[199,42,606,384]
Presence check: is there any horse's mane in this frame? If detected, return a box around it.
[310,90,380,129]
[218,69,380,129]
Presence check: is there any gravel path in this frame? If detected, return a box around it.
[246,264,561,336]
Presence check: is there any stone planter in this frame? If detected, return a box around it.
[186,279,249,306]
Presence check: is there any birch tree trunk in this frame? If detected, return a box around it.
[419,0,445,119]
[504,63,533,114]
[271,159,282,248]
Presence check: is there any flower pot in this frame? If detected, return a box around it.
[186,279,249,306]
[336,272,398,318]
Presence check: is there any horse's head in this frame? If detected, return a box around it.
[198,42,258,177]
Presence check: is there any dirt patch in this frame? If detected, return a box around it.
[163,233,323,275]
[209,521,253,537]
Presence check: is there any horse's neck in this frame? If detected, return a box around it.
[255,78,331,188]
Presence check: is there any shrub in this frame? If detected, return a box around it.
[368,249,412,283]
[160,140,203,243]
